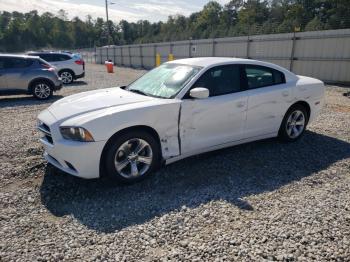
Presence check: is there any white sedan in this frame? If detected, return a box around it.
[37,57,325,183]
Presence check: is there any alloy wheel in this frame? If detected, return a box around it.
[114,138,153,179]
[34,83,51,99]
[60,72,73,84]
[286,110,305,139]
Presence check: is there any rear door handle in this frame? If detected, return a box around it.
[282,91,289,97]
[236,101,246,108]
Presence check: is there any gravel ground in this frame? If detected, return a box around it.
[1,64,350,261]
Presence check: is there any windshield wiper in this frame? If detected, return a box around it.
[128,89,149,97]
[127,89,165,99]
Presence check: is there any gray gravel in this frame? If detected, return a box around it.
[1,64,350,261]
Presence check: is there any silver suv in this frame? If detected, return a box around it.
[27,52,85,84]
[0,54,62,100]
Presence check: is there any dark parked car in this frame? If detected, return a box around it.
[0,54,62,100]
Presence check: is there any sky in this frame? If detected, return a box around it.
[0,0,230,23]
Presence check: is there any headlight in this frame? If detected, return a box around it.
[60,127,94,142]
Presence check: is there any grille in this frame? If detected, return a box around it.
[38,121,53,144]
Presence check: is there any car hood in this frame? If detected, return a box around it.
[48,87,155,120]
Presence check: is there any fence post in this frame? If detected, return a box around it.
[140,45,143,68]
[154,44,157,67]
[290,30,298,72]
[128,46,132,67]
[113,46,116,65]
[121,46,124,66]
[95,48,98,64]
[212,38,216,57]
[246,36,251,59]
[156,53,161,67]
[188,40,192,58]
[94,46,97,64]
[169,42,173,58]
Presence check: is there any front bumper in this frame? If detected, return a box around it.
[37,110,105,179]
[54,82,63,91]
[40,137,105,179]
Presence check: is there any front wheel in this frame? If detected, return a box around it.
[279,105,309,142]
[104,131,161,184]
[32,82,53,100]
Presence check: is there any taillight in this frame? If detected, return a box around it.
[75,60,84,65]
[41,63,55,71]
[41,63,51,68]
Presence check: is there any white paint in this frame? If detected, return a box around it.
[189,87,209,99]
[180,91,248,155]
[51,56,84,78]
[38,58,325,179]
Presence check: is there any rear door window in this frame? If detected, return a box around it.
[244,65,285,89]
[36,54,53,62]
[51,54,71,62]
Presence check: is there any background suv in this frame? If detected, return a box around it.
[0,54,62,100]
[27,52,85,84]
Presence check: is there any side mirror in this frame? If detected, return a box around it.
[190,87,209,99]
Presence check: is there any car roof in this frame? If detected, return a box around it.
[27,51,73,58]
[27,51,73,56]
[167,57,254,67]
[167,57,298,81]
[0,54,39,59]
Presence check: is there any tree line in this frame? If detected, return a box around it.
[0,0,349,52]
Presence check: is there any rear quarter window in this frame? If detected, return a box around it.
[244,65,285,89]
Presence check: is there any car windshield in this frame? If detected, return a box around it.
[126,63,202,98]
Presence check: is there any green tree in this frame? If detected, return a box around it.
[0,0,349,52]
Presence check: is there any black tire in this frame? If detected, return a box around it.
[278,104,309,142]
[31,81,53,100]
[59,70,74,84]
[104,130,161,184]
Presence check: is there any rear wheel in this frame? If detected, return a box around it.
[32,81,53,100]
[104,131,161,184]
[279,104,309,142]
[60,70,74,84]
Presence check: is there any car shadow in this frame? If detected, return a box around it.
[64,81,88,87]
[0,95,64,108]
[40,131,350,233]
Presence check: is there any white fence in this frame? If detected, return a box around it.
[94,29,350,84]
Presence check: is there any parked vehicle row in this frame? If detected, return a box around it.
[37,57,325,184]
[0,54,62,100]
[27,51,85,84]
[0,51,85,100]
